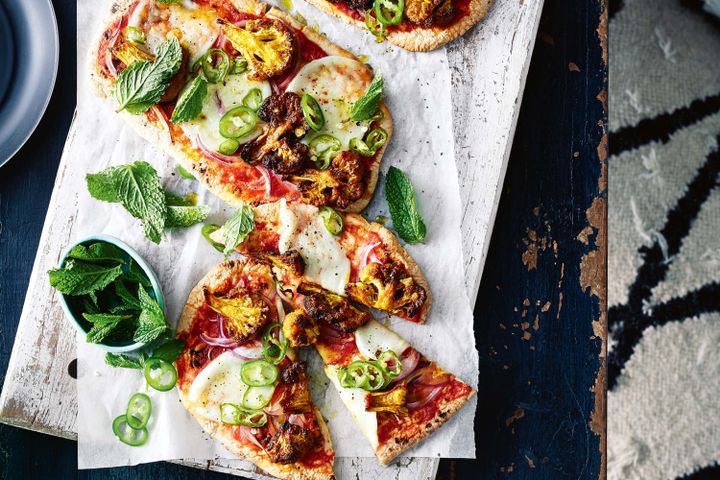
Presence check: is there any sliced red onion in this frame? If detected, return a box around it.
[151,106,171,137]
[254,164,273,196]
[238,426,264,449]
[288,414,308,428]
[358,242,382,272]
[406,385,444,411]
[319,322,354,345]
[391,348,420,384]
[194,134,241,166]
[231,346,264,361]
[214,91,225,115]
[275,295,286,324]
[199,332,238,348]
[105,26,121,78]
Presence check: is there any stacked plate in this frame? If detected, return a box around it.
[0,0,59,167]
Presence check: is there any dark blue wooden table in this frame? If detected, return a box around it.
[0,0,607,478]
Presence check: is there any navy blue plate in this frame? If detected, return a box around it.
[0,0,59,167]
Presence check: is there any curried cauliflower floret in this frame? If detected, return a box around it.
[282,309,319,348]
[279,361,313,413]
[431,0,455,25]
[291,151,368,209]
[298,282,372,332]
[264,422,317,464]
[260,250,305,277]
[204,287,270,343]
[240,93,311,174]
[365,384,408,414]
[112,41,155,66]
[405,0,443,24]
[345,262,427,318]
[221,18,297,81]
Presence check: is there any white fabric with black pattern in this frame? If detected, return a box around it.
[609,0,720,478]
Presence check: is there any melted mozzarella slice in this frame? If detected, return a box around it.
[187,351,249,422]
[277,200,351,295]
[326,365,379,449]
[182,74,272,151]
[286,56,373,149]
[354,320,410,360]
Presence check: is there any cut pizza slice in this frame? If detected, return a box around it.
[212,199,432,324]
[283,310,475,464]
[89,0,392,212]
[175,259,335,480]
[303,0,495,52]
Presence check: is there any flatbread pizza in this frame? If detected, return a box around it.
[176,258,335,479]
[212,199,432,324]
[302,0,495,52]
[89,0,392,212]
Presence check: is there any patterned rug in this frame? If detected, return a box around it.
[608,0,720,478]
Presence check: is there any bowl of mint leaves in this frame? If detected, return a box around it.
[49,235,169,353]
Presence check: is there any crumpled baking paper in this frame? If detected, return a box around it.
[75,0,478,468]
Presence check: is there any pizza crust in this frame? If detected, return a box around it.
[302,0,495,52]
[87,0,392,213]
[374,388,476,465]
[176,259,336,480]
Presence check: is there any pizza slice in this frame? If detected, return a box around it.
[303,0,495,52]
[89,0,392,212]
[175,258,335,480]
[213,199,432,324]
[283,308,475,464]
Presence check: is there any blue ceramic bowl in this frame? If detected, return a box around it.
[56,235,165,353]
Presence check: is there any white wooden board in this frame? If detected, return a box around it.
[0,0,543,478]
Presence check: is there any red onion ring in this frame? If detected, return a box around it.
[406,384,444,411]
[275,296,286,324]
[214,91,225,115]
[231,344,264,360]
[275,283,294,304]
[254,164,273,196]
[199,332,238,348]
[358,242,382,272]
[391,348,420,384]
[194,134,241,165]
[105,25,121,78]
[319,322,354,345]
[288,414,308,428]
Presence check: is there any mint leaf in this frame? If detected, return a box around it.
[222,205,255,256]
[166,205,210,228]
[350,74,383,122]
[171,76,208,123]
[48,260,123,296]
[151,339,186,363]
[67,242,127,264]
[124,259,152,287]
[114,37,183,113]
[113,280,143,312]
[86,161,166,244]
[384,166,426,244]
[105,352,143,369]
[133,286,168,343]
[85,314,132,344]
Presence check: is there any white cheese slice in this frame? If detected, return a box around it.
[277,200,351,295]
[187,351,250,422]
[354,320,410,360]
[182,74,272,151]
[326,365,379,449]
[286,56,373,149]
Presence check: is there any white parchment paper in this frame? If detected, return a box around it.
[76,0,478,468]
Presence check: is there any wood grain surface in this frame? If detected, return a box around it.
[0,0,607,479]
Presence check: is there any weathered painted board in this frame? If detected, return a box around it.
[0,0,543,478]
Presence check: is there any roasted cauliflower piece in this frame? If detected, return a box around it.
[298,282,372,332]
[365,384,408,415]
[222,18,296,81]
[282,309,319,348]
[345,262,427,318]
[431,0,455,25]
[330,0,373,9]
[260,250,305,277]
[240,93,311,174]
[265,422,317,464]
[279,361,313,413]
[405,0,443,24]
[112,41,155,66]
[204,287,270,343]
[291,151,368,209]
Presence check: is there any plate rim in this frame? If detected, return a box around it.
[0,0,60,168]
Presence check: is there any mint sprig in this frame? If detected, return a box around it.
[114,37,183,114]
[350,74,383,122]
[222,205,255,256]
[384,166,427,244]
[48,260,123,296]
[133,286,169,343]
[171,76,208,123]
[87,161,209,243]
